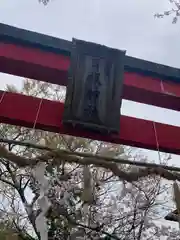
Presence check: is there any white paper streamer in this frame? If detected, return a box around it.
[34,162,51,240]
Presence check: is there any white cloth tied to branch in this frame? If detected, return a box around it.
[33,162,51,240]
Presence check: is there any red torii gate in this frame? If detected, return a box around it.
[0,23,180,154]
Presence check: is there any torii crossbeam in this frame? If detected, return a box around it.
[0,23,180,154]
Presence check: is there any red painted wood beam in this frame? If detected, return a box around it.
[124,72,180,111]
[0,90,179,154]
[1,42,180,111]
[0,43,69,85]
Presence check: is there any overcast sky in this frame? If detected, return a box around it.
[0,0,180,165]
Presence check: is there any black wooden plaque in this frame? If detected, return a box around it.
[63,39,126,134]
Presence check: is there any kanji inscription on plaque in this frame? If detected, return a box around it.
[63,39,126,134]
